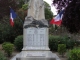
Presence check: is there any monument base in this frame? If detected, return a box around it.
[11,50,60,60]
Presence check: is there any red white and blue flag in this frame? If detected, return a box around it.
[50,10,64,26]
[10,8,17,27]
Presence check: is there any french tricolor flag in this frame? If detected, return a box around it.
[10,8,17,27]
[50,10,64,26]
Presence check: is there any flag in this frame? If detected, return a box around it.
[50,10,64,26]
[10,8,17,27]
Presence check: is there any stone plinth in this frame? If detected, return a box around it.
[11,27,60,60]
[23,27,49,51]
[11,51,60,60]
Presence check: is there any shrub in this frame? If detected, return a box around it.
[58,44,66,57]
[0,19,15,43]
[49,35,75,51]
[68,48,80,60]
[0,52,7,60]
[49,35,64,51]
[2,42,11,50]
[2,42,14,57]
[61,35,75,49]
[14,35,23,51]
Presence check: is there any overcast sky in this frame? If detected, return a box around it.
[43,0,57,15]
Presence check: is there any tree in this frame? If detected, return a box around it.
[44,2,53,21]
[17,0,25,8]
[15,3,28,22]
[0,0,17,19]
[53,0,80,33]
[52,0,72,10]
[0,16,23,43]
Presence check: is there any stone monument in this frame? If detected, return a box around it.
[11,0,60,60]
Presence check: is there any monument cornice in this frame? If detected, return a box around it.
[24,16,49,28]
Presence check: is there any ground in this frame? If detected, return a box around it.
[53,52,67,60]
[0,44,67,60]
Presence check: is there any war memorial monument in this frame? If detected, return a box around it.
[11,0,60,60]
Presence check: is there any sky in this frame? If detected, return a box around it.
[43,0,57,15]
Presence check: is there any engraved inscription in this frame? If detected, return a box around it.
[26,28,46,48]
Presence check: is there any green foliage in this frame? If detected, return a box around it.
[2,42,14,57]
[0,16,23,43]
[18,0,25,8]
[44,1,53,21]
[49,35,63,51]
[14,35,23,51]
[22,4,28,10]
[68,48,80,60]
[2,26,14,42]
[14,18,23,36]
[0,16,15,43]
[17,8,26,20]
[45,8,53,21]
[2,42,11,50]
[58,44,66,57]
[0,52,7,60]
[49,35,75,51]
[62,36,75,49]
[44,1,50,8]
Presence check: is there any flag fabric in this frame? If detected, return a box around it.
[50,10,64,26]
[10,8,17,27]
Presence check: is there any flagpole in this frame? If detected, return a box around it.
[53,24,55,29]
[17,16,23,24]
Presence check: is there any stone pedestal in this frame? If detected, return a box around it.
[23,27,49,51]
[11,27,60,60]
[11,51,60,60]
[10,16,60,60]
[16,51,60,60]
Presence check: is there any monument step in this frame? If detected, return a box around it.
[11,51,60,60]
[16,57,56,60]
[22,47,50,51]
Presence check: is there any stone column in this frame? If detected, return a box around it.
[27,0,45,20]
